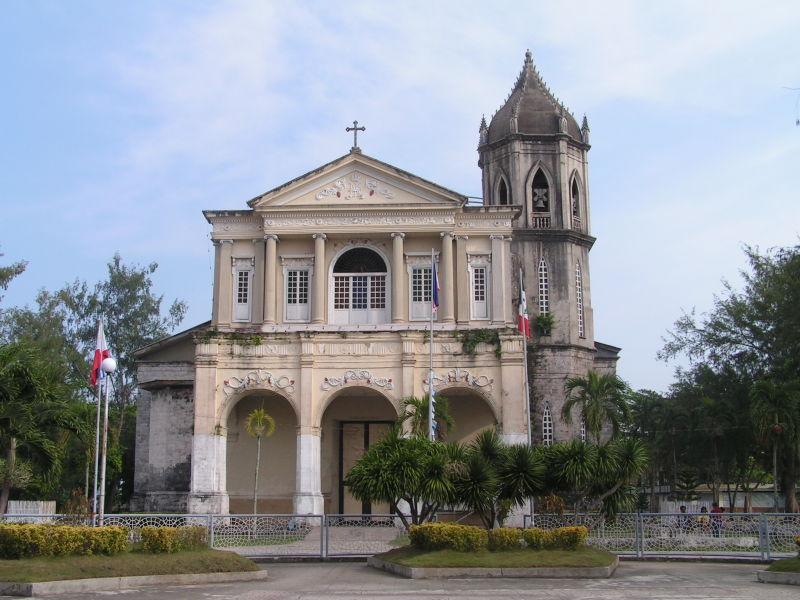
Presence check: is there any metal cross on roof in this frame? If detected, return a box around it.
[346,120,365,152]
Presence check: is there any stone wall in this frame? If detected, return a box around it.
[130,385,194,512]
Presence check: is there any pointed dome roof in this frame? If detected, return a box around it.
[484,50,583,145]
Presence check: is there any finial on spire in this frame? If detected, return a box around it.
[479,115,487,131]
[524,49,533,65]
[581,114,590,131]
[581,114,590,143]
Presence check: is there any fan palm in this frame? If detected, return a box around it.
[562,371,631,444]
[244,405,276,515]
[399,395,454,440]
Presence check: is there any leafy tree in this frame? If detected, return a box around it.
[344,427,459,530]
[543,438,648,518]
[0,254,186,508]
[0,247,26,304]
[661,244,800,511]
[0,342,84,513]
[452,429,545,528]
[750,379,799,511]
[244,406,275,515]
[399,395,453,440]
[562,371,631,444]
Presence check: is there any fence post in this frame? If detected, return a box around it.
[763,513,772,561]
[322,515,328,559]
[208,514,215,548]
[757,513,767,561]
[636,513,644,558]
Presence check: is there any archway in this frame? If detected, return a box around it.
[437,386,498,444]
[224,391,297,513]
[319,386,399,514]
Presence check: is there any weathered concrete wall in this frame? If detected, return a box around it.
[130,385,194,512]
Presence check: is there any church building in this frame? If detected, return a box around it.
[132,51,619,515]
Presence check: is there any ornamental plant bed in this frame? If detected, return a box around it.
[767,557,800,573]
[0,549,258,583]
[376,545,616,569]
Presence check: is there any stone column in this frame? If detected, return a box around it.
[211,241,222,324]
[491,235,505,325]
[440,232,455,323]
[217,239,234,325]
[294,426,324,514]
[312,234,327,324]
[391,232,406,322]
[455,235,469,324]
[251,238,265,324]
[264,235,278,324]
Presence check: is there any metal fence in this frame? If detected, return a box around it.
[523,512,800,559]
[2,512,798,560]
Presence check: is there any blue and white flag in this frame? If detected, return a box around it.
[431,259,440,313]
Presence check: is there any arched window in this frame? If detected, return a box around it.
[575,261,585,338]
[537,257,549,315]
[332,247,389,325]
[542,402,553,446]
[531,169,549,213]
[498,178,510,205]
[571,178,581,228]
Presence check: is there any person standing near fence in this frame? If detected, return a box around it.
[710,502,723,537]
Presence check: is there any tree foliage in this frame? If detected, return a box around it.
[0,254,186,509]
[0,246,26,304]
[562,371,631,443]
[659,244,800,511]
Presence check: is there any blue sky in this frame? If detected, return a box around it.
[1,1,798,392]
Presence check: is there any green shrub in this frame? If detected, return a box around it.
[0,524,127,559]
[140,526,208,554]
[523,526,588,550]
[488,527,522,551]
[409,523,488,552]
[549,526,588,550]
[522,527,551,550]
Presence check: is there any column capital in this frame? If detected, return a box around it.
[264,234,279,242]
[218,238,234,245]
[490,234,505,241]
[391,232,406,239]
[312,233,327,240]
[454,234,469,241]
[440,231,454,239]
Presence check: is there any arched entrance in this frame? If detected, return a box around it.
[329,246,390,325]
[319,386,398,513]
[437,386,498,444]
[225,392,297,513]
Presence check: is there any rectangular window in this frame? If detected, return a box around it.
[410,266,433,320]
[370,275,386,309]
[352,276,368,309]
[576,262,585,338]
[334,276,350,309]
[285,268,310,322]
[470,265,489,320]
[233,268,252,322]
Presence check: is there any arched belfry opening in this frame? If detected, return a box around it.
[498,178,510,205]
[531,170,550,213]
[571,177,581,227]
[331,247,389,325]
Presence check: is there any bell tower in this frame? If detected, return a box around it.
[478,50,617,444]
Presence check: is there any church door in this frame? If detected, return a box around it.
[338,421,393,514]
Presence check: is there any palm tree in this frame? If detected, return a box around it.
[562,371,631,444]
[399,395,454,440]
[750,379,799,512]
[244,405,276,515]
[0,341,80,513]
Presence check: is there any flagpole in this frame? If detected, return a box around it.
[520,269,535,524]
[92,379,101,525]
[428,248,435,442]
[98,370,111,526]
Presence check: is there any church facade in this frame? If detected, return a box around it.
[132,51,619,515]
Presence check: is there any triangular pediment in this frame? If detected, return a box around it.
[249,152,466,210]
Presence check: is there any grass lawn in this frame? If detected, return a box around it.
[767,557,800,573]
[378,545,616,569]
[0,549,258,583]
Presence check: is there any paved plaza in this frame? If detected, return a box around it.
[36,560,795,600]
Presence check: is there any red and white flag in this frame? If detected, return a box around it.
[90,320,110,386]
[518,271,531,338]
